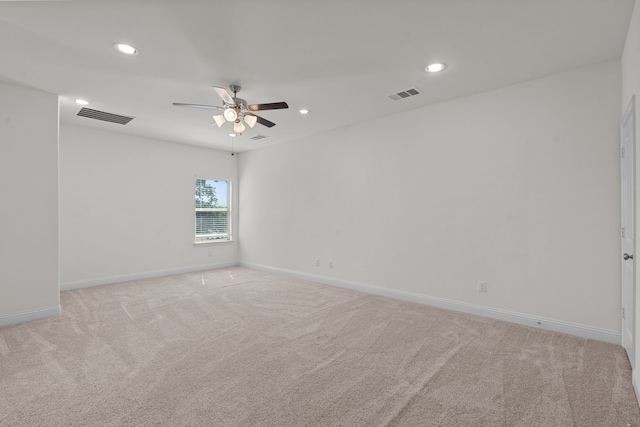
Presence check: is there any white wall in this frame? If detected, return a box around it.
[0,81,59,324]
[239,61,621,333]
[622,0,640,392]
[59,124,238,288]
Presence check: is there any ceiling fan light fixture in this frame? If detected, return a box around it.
[213,115,226,127]
[244,114,257,128]
[223,108,238,122]
[234,120,246,133]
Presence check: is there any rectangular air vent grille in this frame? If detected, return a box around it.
[388,87,421,101]
[250,135,267,140]
[77,107,134,125]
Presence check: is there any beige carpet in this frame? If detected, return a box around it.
[0,267,639,426]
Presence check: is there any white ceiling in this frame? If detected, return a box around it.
[0,0,634,152]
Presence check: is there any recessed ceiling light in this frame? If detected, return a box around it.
[113,43,138,55]
[74,99,89,106]
[299,109,310,115]
[228,133,237,137]
[425,63,446,73]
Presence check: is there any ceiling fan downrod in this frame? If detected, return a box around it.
[230,84,241,99]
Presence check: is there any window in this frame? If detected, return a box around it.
[195,178,231,243]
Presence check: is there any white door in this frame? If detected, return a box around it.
[622,95,636,368]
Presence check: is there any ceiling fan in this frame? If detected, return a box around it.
[173,85,288,133]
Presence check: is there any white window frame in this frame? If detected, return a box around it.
[194,177,232,244]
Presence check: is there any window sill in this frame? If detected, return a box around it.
[194,239,234,246]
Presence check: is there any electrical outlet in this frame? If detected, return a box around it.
[315,259,320,267]
[478,281,487,293]
[328,261,334,269]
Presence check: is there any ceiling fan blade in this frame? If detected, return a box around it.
[213,86,235,105]
[254,114,276,128]
[173,103,223,110]
[247,102,289,111]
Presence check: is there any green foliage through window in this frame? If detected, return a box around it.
[195,178,231,242]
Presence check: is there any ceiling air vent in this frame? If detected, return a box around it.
[250,135,267,140]
[76,107,134,125]
[388,87,421,101]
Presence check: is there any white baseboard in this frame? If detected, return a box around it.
[240,261,621,345]
[60,261,239,291]
[0,305,61,327]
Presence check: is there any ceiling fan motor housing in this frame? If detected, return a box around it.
[232,98,247,110]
